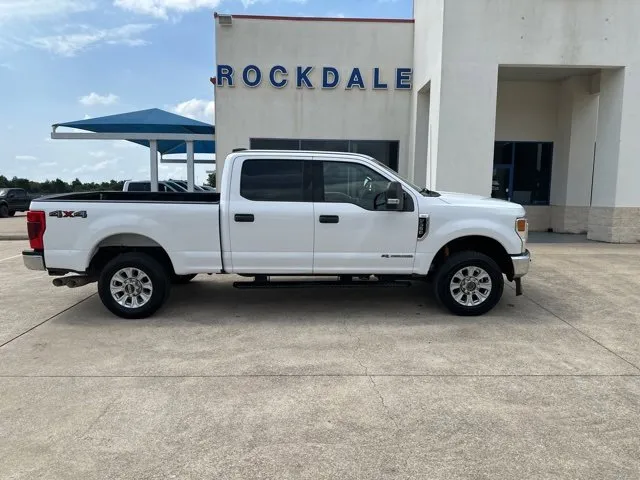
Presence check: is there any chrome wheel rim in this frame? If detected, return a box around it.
[110,267,153,309]
[449,266,492,307]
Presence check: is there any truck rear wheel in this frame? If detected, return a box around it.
[434,251,504,316]
[98,252,170,319]
[0,204,8,218]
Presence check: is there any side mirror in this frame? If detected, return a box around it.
[385,181,404,211]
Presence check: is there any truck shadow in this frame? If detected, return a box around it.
[63,276,541,326]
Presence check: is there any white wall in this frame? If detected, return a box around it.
[215,17,414,184]
[410,0,444,188]
[418,0,640,204]
[495,81,559,142]
[551,76,599,208]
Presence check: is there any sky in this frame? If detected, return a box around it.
[0,0,412,185]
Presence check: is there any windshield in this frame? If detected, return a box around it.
[0,189,6,197]
[368,157,437,196]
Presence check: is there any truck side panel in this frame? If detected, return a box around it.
[36,201,222,274]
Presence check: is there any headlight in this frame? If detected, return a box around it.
[515,217,528,251]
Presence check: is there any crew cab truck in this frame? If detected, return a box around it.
[0,188,31,218]
[22,150,531,319]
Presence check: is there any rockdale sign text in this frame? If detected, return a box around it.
[215,64,413,90]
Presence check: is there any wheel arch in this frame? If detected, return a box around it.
[430,235,514,280]
[87,233,176,277]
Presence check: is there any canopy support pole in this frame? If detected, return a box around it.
[186,141,195,192]
[150,140,159,192]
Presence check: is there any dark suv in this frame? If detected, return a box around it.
[0,188,31,218]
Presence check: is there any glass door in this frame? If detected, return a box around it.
[492,165,512,201]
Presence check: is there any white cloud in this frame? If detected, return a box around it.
[30,23,153,57]
[114,0,222,19]
[0,0,95,23]
[39,161,58,167]
[73,158,119,174]
[112,140,142,149]
[0,63,13,70]
[115,0,305,18]
[159,164,186,179]
[15,155,37,161]
[89,150,108,158]
[80,93,119,106]
[240,0,307,7]
[171,98,214,122]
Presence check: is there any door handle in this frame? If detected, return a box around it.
[319,215,339,224]
[234,214,254,223]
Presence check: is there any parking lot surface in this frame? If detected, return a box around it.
[0,212,28,240]
[1,236,639,479]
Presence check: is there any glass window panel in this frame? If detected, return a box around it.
[512,142,553,205]
[300,139,349,152]
[240,159,304,202]
[350,140,400,171]
[250,138,300,150]
[494,142,513,165]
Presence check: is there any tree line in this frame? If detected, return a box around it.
[0,172,216,195]
[0,175,124,195]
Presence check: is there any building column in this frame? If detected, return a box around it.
[589,67,640,243]
[409,83,430,186]
[186,141,195,192]
[149,140,158,192]
[550,76,599,234]
[432,64,499,196]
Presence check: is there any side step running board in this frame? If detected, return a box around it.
[233,279,413,289]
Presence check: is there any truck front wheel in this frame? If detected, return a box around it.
[98,252,170,319]
[434,251,504,316]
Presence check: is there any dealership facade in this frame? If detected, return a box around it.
[214,0,640,243]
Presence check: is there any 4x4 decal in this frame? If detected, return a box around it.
[49,210,87,218]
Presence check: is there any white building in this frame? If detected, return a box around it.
[214,0,640,243]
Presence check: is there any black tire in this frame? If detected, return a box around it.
[8,210,15,217]
[98,252,171,319]
[171,273,197,284]
[0,204,8,218]
[434,251,504,316]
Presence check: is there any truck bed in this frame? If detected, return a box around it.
[29,191,223,275]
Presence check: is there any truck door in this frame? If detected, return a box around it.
[228,157,314,274]
[312,158,419,274]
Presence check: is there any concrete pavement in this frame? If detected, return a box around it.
[0,237,639,479]
[0,212,28,240]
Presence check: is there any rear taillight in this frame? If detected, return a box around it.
[27,210,46,250]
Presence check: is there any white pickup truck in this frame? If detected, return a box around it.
[22,150,530,319]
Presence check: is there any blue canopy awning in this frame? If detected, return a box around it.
[53,108,215,155]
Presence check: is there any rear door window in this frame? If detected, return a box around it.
[240,159,305,202]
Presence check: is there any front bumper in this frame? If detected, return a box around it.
[511,249,531,279]
[23,250,45,271]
